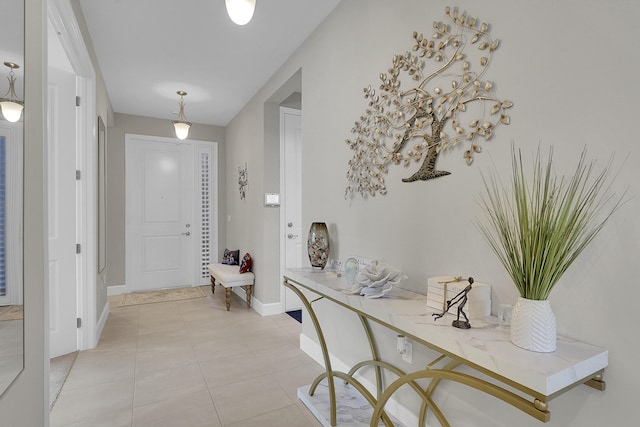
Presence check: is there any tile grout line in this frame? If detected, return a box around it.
[130,304,141,426]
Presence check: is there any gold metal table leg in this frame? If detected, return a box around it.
[584,373,606,391]
[358,315,384,398]
[283,279,338,426]
[284,275,604,426]
[370,369,551,427]
[284,278,396,427]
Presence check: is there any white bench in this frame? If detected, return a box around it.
[208,263,255,311]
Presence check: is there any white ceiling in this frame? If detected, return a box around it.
[0,0,24,97]
[77,0,342,126]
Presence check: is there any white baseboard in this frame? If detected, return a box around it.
[255,300,283,316]
[95,301,110,347]
[231,287,282,316]
[299,333,419,427]
[107,284,128,296]
[300,333,354,373]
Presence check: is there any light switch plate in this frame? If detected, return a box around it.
[264,193,280,206]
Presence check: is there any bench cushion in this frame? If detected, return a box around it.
[208,263,255,287]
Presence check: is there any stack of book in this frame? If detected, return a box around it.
[427,276,491,319]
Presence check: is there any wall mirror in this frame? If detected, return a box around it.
[0,0,25,395]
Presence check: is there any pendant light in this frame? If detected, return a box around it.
[0,62,24,123]
[172,91,191,140]
[225,0,256,26]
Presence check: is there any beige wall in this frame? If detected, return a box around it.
[6,0,640,424]
[225,0,640,425]
[105,113,226,288]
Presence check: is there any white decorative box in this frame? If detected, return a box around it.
[427,276,491,319]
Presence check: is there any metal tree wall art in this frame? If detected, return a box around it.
[345,6,512,198]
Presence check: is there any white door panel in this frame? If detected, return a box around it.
[143,236,183,271]
[126,136,193,291]
[281,108,303,311]
[48,67,78,358]
[284,123,302,267]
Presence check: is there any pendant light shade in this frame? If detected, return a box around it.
[174,122,190,140]
[172,90,191,140]
[0,62,24,123]
[0,101,23,123]
[225,0,256,25]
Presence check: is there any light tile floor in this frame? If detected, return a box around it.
[50,286,324,427]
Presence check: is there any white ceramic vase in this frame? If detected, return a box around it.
[510,297,557,352]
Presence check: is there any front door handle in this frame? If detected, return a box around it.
[287,233,298,239]
[182,231,191,236]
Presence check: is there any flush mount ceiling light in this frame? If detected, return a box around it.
[172,90,192,140]
[225,0,256,25]
[0,62,24,123]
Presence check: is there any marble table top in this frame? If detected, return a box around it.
[284,268,608,397]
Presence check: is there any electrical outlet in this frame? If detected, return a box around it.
[396,335,406,354]
[402,339,412,363]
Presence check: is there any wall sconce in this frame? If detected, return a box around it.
[0,62,24,123]
[172,90,191,140]
[225,0,256,25]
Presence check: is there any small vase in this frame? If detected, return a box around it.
[307,222,329,269]
[510,297,557,352]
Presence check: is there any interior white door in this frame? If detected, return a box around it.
[48,67,78,358]
[281,107,303,311]
[126,135,194,291]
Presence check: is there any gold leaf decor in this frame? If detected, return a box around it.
[345,6,512,199]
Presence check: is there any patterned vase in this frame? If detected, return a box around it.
[307,222,329,269]
[510,297,557,352]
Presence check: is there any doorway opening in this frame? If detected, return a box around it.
[280,106,303,312]
[48,0,99,359]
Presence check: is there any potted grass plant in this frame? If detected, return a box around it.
[476,146,625,352]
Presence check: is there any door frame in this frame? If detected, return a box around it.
[279,106,303,312]
[125,134,219,291]
[49,0,98,351]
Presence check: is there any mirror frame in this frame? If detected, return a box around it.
[97,116,106,273]
[0,0,25,396]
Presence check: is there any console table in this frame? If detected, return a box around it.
[283,268,607,427]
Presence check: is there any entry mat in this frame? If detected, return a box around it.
[118,286,206,306]
[0,305,23,320]
[286,309,302,323]
[298,381,405,427]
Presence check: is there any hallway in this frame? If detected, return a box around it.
[50,287,323,426]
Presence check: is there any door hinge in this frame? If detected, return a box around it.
[77,318,82,328]
[76,243,81,254]
[76,96,81,107]
[76,170,81,180]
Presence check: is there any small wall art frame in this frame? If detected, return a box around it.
[238,163,248,200]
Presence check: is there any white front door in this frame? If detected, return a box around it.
[281,107,303,311]
[48,67,78,358]
[126,135,194,291]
